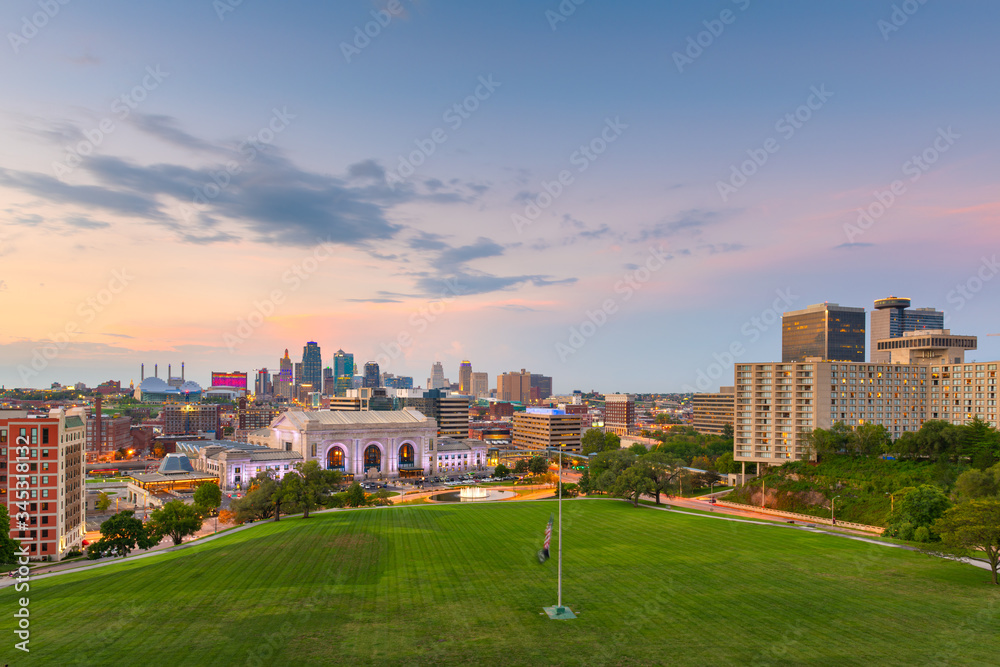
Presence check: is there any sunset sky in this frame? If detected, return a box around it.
[1,0,999,392]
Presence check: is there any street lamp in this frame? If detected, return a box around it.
[884,492,894,513]
[832,495,841,524]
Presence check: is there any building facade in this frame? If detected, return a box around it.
[530,374,553,400]
[604,394,636,436]
[875,329,975,366]
[430,362,446,390]
[163,404,221,436]
[211,371,248,391]
[363,362,381,388]
[302,342,322,391]
[497,369,532,403]
[400,390,471,437]
[2,408,86,561]
[782,302,866,363]
[512,409,582,452]
[85,414,132,461]
[471,372,489,398]
[256,409,437,479]
[692,386,735,436]
[459,361,473,394]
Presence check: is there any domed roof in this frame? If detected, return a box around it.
[179,381,202,394]
[139,376,169,392]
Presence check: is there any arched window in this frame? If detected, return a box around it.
[398,443,414,467]
[364,444,381,471]
[327,447,345,470]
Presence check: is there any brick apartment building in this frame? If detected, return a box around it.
[2,408,86,561]
[603,394,636,436]
[163,404,221,436]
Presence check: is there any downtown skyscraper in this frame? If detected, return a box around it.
[302,342,322,390]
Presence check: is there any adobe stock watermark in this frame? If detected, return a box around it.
[717,85,833,202]
[340,0,412,63]
[843,126,958,244]
[555,245,668,361]
[7,0,74,55]
[681,287,797,392]
[672,0,751,73]
[223,241,335,351]
[53,65,170,178]
[511,116,628,233]
[385,75,501,189]
[17,269,134,383]
[877,0,930,41]
[178,107,295,222]
[545,0,586,31]
[372,278,466,371]
[945,254,999,312]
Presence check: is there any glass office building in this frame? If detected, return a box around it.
[782,303,865,362]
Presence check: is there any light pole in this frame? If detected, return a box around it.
[885,492,894,514]
[832,495,841,524]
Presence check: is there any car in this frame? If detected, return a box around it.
[708,498,717,505]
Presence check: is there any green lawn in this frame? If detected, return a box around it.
[14,499,1000,666]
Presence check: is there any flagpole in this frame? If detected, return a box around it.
[543,444,574,620]
[558,445,562,609]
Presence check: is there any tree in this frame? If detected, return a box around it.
[640,452,685,505]
[578,469,591,495]
[803,422,853,460]
[149,500,204,546]
[230,471,279,523]
[345,482,367,508]
[851,422,891,457]
[954,468,1000,501]
[96,491,112,512]
[278,461,341,518]
[92,511,156,558]
[721,423,734,439]
[193,482,222,516]
[513,458,529,474]
[612,464,656,507]
[898,485,951,528]
[962,418,1000,469]
[153,445,166,459]
[370,489,394,506]
[714,452,736,475]
[528,456,549,475]
[604,432,622,450]
[935,499,1000,585]
[581,428,606,455]
[493,463,511,478]
[690,455,714,472]
[628,442,648,456]
[0,505,20,565]
[218,509,237,526]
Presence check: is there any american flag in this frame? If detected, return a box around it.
[544,514,553,552]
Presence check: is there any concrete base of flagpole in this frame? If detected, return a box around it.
[543,605,576,620]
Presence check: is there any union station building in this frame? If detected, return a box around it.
[247,409,437,480]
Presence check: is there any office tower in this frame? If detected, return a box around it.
[277,349,294,399]
[458,361,473,394]
[293,362,303,390]
[363,362,380,388]
[781,302,866,363]
[333,349,354,379]
[1,407,86,560]
[604,393,636,436]
[430,362,446,390]
[255,368,272,396]
[401,389,471,436]
[530,373,553,400]
[322,367,335,395]
[870,297,946,362]
[471,372,489,398]
[302,342,322,390]
[875,329,976,366]
[497,369,532,403]
[513,408,583,452]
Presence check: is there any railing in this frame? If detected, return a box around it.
[714,500,885,534]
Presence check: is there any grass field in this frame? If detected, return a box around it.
[12,499,1000,666]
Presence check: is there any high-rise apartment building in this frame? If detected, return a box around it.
[277,350,294,399]
[363,362,381,388]
[302,342,322,390]
[604,394,636,436]
[163,404,221,436]
[2,408,86,561]
[430,362,446,390]
[471,372,489,398]
[692,386,735,436]
[497,369,532,403]
[870,297,946,362]
[782,302,866,363]
[459,361,473,394]
[254,368,272,396]
[236,398,279,430]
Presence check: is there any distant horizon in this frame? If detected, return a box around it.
[3,1,998,392]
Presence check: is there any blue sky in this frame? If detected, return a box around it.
[1,0,999,393]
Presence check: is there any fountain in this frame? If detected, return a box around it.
[459,486,490,500]
[429,485,516,503]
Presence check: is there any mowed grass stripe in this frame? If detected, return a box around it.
[14,500,1000,666]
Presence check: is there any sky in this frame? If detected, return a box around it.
[1,0,999,394]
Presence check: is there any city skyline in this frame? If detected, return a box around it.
[2,1,999,392]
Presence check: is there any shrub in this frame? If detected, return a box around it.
[913,526,931,543]
[63,549,83,560]
[896,522,915,541]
